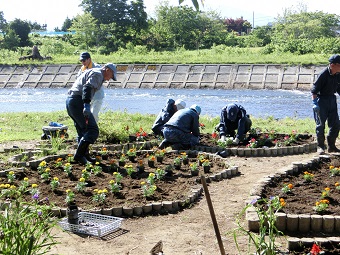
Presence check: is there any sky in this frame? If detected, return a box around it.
[0,0,339,31]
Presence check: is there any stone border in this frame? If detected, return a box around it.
[246,154,340,251]
[194,140,317,157]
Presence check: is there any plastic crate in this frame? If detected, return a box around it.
[41,125,68,140]
[58,212,123,237]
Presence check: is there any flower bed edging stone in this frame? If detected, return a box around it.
[193,140,317,157]
[246,154,340,251]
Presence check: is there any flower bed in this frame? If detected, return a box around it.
[246,155,340,253]
[0,150,239,218]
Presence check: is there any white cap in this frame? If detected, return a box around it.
[190,104,201,115]
[175,99,186,110]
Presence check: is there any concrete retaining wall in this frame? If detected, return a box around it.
[0,64,325,90]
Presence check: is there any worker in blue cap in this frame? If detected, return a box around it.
[217,103,252,145]
[66,63,117,165]
[311,54,340,154]
[159,104,201,150]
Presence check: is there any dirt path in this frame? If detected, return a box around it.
[47,152,318,255]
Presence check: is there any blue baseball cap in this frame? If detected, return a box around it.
[226,104,238,121]
[105,63,117,81]
[329,54,340,64]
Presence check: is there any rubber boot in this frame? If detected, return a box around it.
[317,136,326,155]
[85,148,96,163]
[327,136,340,153]
[74,139,91,165]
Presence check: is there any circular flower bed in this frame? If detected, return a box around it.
[1,149,237,216]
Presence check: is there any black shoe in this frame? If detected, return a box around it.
[328,146,340,153]
[216,150,228,158]
[171,143,184,150]
[159,140,170,149]
[74,155,90,165]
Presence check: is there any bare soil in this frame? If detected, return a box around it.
[1,137,338,255]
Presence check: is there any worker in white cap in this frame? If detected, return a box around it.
[151,98,186,136]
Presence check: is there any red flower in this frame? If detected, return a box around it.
[310,243,321,255]
[211,132,218,139]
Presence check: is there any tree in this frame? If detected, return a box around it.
[8,19,31,47]
[273,9,340,40]
[223,17,252,35]
[0,11,7,33]
[2,29,20,50]
[61,17,73,32]
[69,13,97,49]
[149,4,227,50]
[80,0,148,47]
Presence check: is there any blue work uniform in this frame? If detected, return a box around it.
[162,108,200,147]
[311,67,340,148]
[151,99,176,136]
[66,68,104,144]
[218,104,252,141]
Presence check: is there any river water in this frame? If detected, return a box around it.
[0,88,316,119]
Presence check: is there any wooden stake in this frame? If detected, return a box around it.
[201,176,226,255]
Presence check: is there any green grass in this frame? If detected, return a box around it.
[0,111,315,143]
[1,47,330,66]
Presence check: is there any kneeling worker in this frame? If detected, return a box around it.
[217,103,252,144]
[159,104,201,150]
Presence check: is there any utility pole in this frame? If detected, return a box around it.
[253,11,254,29]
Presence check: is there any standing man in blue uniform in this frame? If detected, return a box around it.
[311,54,340,154]
[66,63,117,165]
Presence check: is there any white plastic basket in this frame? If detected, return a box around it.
[58,212,123,237]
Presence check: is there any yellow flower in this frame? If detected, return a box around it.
[56,158,62,162]
[315,201,320,206]
[45,168,50,173]
[141,181,146,185]
[93,188,99,193]
[32,184,38,188]
[9,171,14,175]
[109,180,115,184]
[66,189,71,193]
[10,185,16,189]
[330,165,335,170]
[113,172,118,175]
[82,169,87,173]
[24,177,29,181]
[335,182,339,187]
[103,189,108,193]
[95,162,100,165]
[325,187,330,191]
[5,184,10,188]
[65,163,71,167]
[149,173,155,177]
[39,161,47,167]
[53,177,59,181]
[287,184,293,189]
[79,177,85,182]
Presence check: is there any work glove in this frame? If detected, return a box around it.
[218,135,226,142]
[312,98,320,113]
[232,137,240,145]
[83,103,91,119]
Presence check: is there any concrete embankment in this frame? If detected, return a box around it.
[0,64,323,90]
